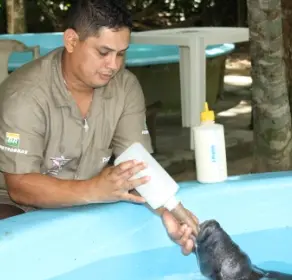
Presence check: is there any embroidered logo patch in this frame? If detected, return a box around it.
[5,132,20,148]
[102,156,111,163]
[45,155,72,176]
[0,145,28,155]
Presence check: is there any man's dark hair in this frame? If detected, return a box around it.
[65,0,133,40]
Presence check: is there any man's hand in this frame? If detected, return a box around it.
[89,160,150,204]
[161,209,199,256]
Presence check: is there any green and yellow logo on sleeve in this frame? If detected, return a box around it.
[5,132,20,148]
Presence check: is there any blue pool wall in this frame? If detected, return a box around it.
[0,171,291,279]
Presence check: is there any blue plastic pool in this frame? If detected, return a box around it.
[0,32,235,71]
[0,171,291,279]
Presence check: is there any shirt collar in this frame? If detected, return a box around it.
[51,47,72,107]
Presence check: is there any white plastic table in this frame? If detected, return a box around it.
[131,27,249,149]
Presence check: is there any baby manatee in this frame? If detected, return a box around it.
[195,219,292,280]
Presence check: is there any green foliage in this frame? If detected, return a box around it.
[1,0,247,33]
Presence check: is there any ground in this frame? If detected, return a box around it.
[153,42,254,182]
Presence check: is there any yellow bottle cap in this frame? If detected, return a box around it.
[200,102,215,122]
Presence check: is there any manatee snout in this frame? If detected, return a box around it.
[196,219,221,243]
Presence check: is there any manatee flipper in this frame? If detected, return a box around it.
[195,220,292,280]
[252,265,292,279]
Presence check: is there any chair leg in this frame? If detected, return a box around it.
[146,101,162,154]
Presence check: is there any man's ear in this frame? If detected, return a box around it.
[63,28,79,53]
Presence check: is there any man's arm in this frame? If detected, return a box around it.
[5,172,95,208]
[109,74,199,254]
[111,72,166,213]
[111,72,153,157]
[1,91,148,208]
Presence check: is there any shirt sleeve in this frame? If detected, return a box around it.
[0,92,45,175]
[111,73,154,157]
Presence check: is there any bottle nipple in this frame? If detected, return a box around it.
[170,203,199,237]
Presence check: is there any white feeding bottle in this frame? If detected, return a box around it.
[192,102,227,183]
[114,142,199,236]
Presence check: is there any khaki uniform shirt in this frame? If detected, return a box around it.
[0,47,153,208]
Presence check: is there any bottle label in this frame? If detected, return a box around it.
[194,129,227,181]
[211,144,216,163]
[209,141,227,176]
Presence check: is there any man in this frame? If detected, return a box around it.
[0,0,198,255]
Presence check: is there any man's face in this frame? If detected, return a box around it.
[64,27,130,87]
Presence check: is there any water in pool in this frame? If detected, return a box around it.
[53,227,292,280]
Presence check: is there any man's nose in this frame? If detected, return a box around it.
[106,54,119,70]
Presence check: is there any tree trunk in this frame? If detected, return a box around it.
[6,0,27,33]
[247,0,292,172]
[281,0,292,116]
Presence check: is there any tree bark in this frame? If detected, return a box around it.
[281,0,292,116]
[6,0,27,33]
[247,0,292,172]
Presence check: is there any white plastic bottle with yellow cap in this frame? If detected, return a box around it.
[192,102,227,183]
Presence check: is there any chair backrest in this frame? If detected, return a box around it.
[0,39,40,84]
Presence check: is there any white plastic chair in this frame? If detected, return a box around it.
[0,39,40,84]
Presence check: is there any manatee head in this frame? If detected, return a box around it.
[195,219,257,280]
